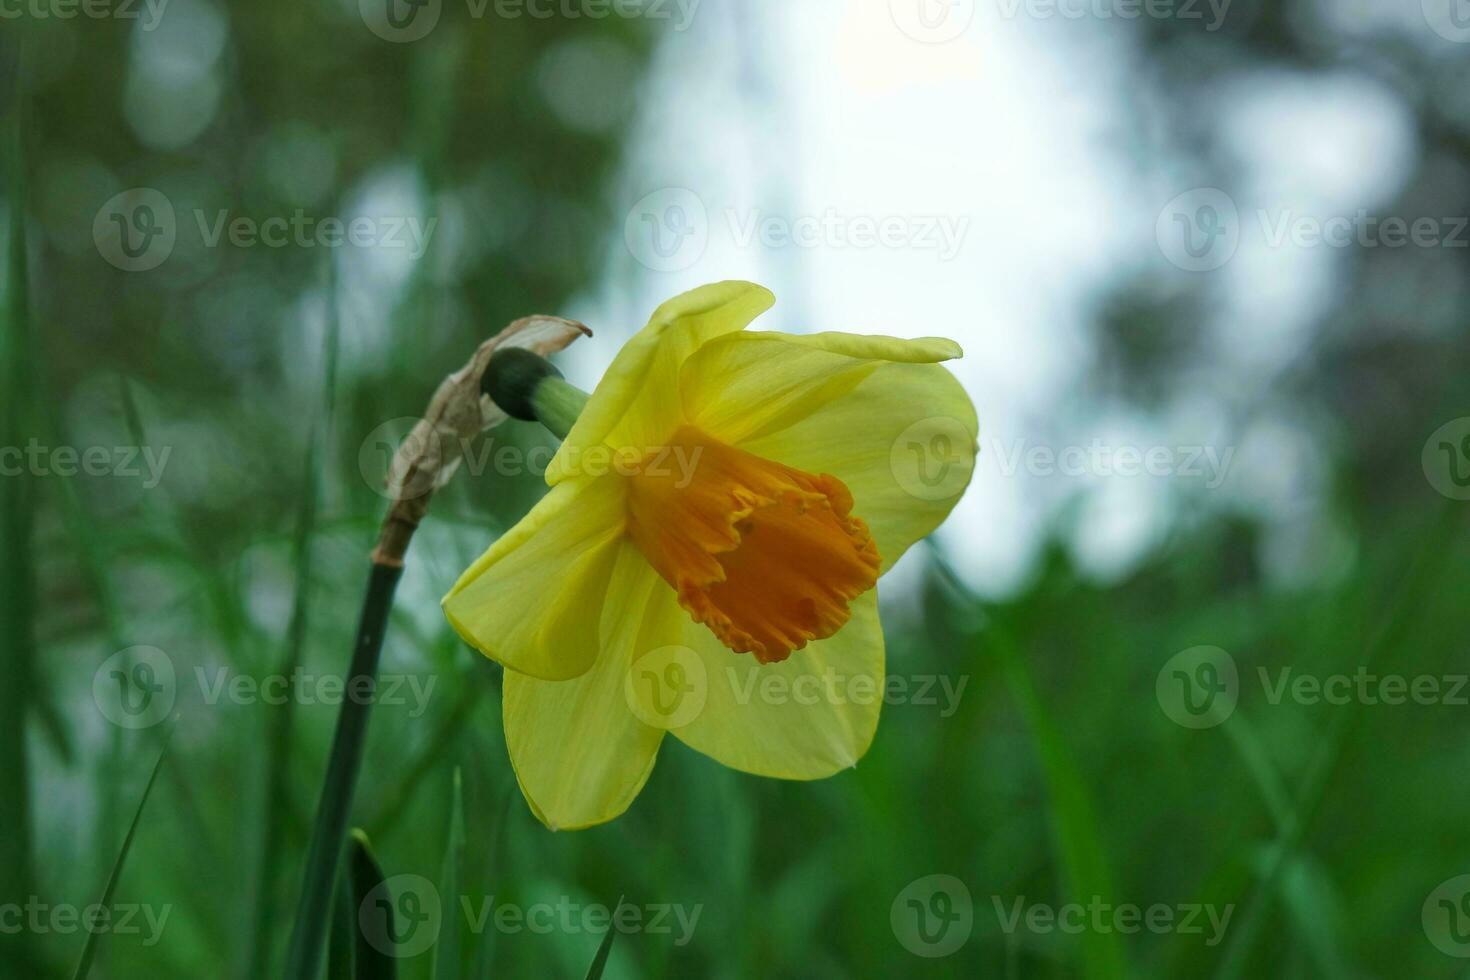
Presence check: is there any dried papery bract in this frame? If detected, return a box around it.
[375,315,591,566]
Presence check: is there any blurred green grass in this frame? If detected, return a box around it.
[13,420,1464,977]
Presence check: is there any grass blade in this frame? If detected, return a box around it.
[328,863,357,980]
[989,621,1129,980]
[347,829,397,980]
[583,896,625,980]
[70,724,175,980]
[431,768,465,980]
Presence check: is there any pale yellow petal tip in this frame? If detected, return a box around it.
[925,337,964,360]
[529,787,650,830]
[517,773,649,832]
[652,280,777,327]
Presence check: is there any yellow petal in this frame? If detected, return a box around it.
[545,281,775,484]
[664,589,883,779]
[682,331,976,571]
[682,330,963,447]
[502,543,683,829]
[442,475,626,680]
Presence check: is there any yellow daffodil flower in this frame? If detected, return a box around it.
[443,281,977,829]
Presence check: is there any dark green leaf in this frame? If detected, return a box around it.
[583,896,625,980]
[431,768,465,980]
[70,725,175,980]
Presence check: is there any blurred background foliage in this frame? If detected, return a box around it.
[3,0,1470,977]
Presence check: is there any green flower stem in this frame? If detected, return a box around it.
[530,375,589,441]
[282,559,403,980]
[481,346,589,442]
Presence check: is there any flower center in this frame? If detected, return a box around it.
[625,426,881,664]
